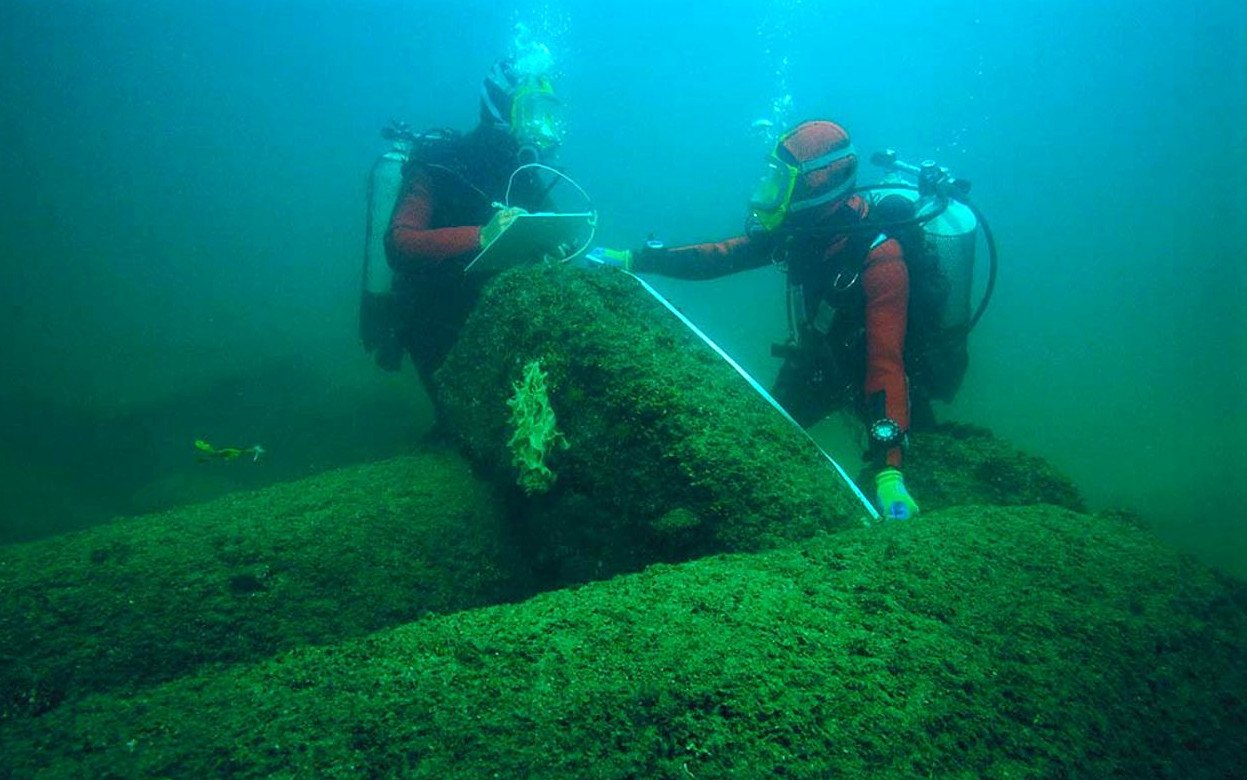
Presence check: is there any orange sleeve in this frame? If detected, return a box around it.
[634,236,772,279]
[385,167,482,270]
[861,237,910,468]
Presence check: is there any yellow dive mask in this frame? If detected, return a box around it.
[510,76,564,151]
[748,138,857,232]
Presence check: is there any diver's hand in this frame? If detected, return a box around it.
[480,207,526,247]
[582,246,634,270]
[875,468,920,520]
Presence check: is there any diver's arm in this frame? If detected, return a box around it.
[861,237,910,469]
[632,236,772,280]
[385,168,483,269]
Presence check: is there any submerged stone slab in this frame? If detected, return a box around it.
[0,452,534,720]
[5,505,1242,778]
[903,422,1087,512]
[436,264,871,584]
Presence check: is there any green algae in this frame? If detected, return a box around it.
[505,359,570,494]
[3,505,1242,779]
[2,264,1243,778]
[436,264,869,587]
[902,423,1086,513]
[0,452,535,721]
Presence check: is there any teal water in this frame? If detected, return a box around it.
[0,0,1243,576]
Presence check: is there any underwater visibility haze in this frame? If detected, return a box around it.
[0,0,1244,776]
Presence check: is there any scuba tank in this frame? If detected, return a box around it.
[866,155,978,334]
[360,121,415,370]
[922,192,977,333]
[861,151,999,402]
[865,150,997,339]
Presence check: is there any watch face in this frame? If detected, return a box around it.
[872,419,901,444]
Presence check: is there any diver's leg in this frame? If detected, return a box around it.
[403,328,456,443]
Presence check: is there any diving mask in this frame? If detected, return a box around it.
[747,140,858,233]
[748,157,799,232]
[510,77,564,151]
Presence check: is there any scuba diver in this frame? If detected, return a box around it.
[361,50,567,433]
[593,120,990,520]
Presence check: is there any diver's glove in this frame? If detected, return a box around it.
[480,207,526,248]
[875,468,920,520]
[583,246,634,270]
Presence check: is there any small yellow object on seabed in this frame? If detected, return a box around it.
[194,440,265,463]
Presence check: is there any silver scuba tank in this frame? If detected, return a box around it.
[869,174,978,333]
[362,145,409,298]
[359,130,411,362]
[920,197,977,332]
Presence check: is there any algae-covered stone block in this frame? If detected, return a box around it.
[436,264,872,585]
[0,452,534,720]
[6,506,1243,779]
[902,422,1087,512]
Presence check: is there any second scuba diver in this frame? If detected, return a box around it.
[596,120,967,520]
[381,55,567,433]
